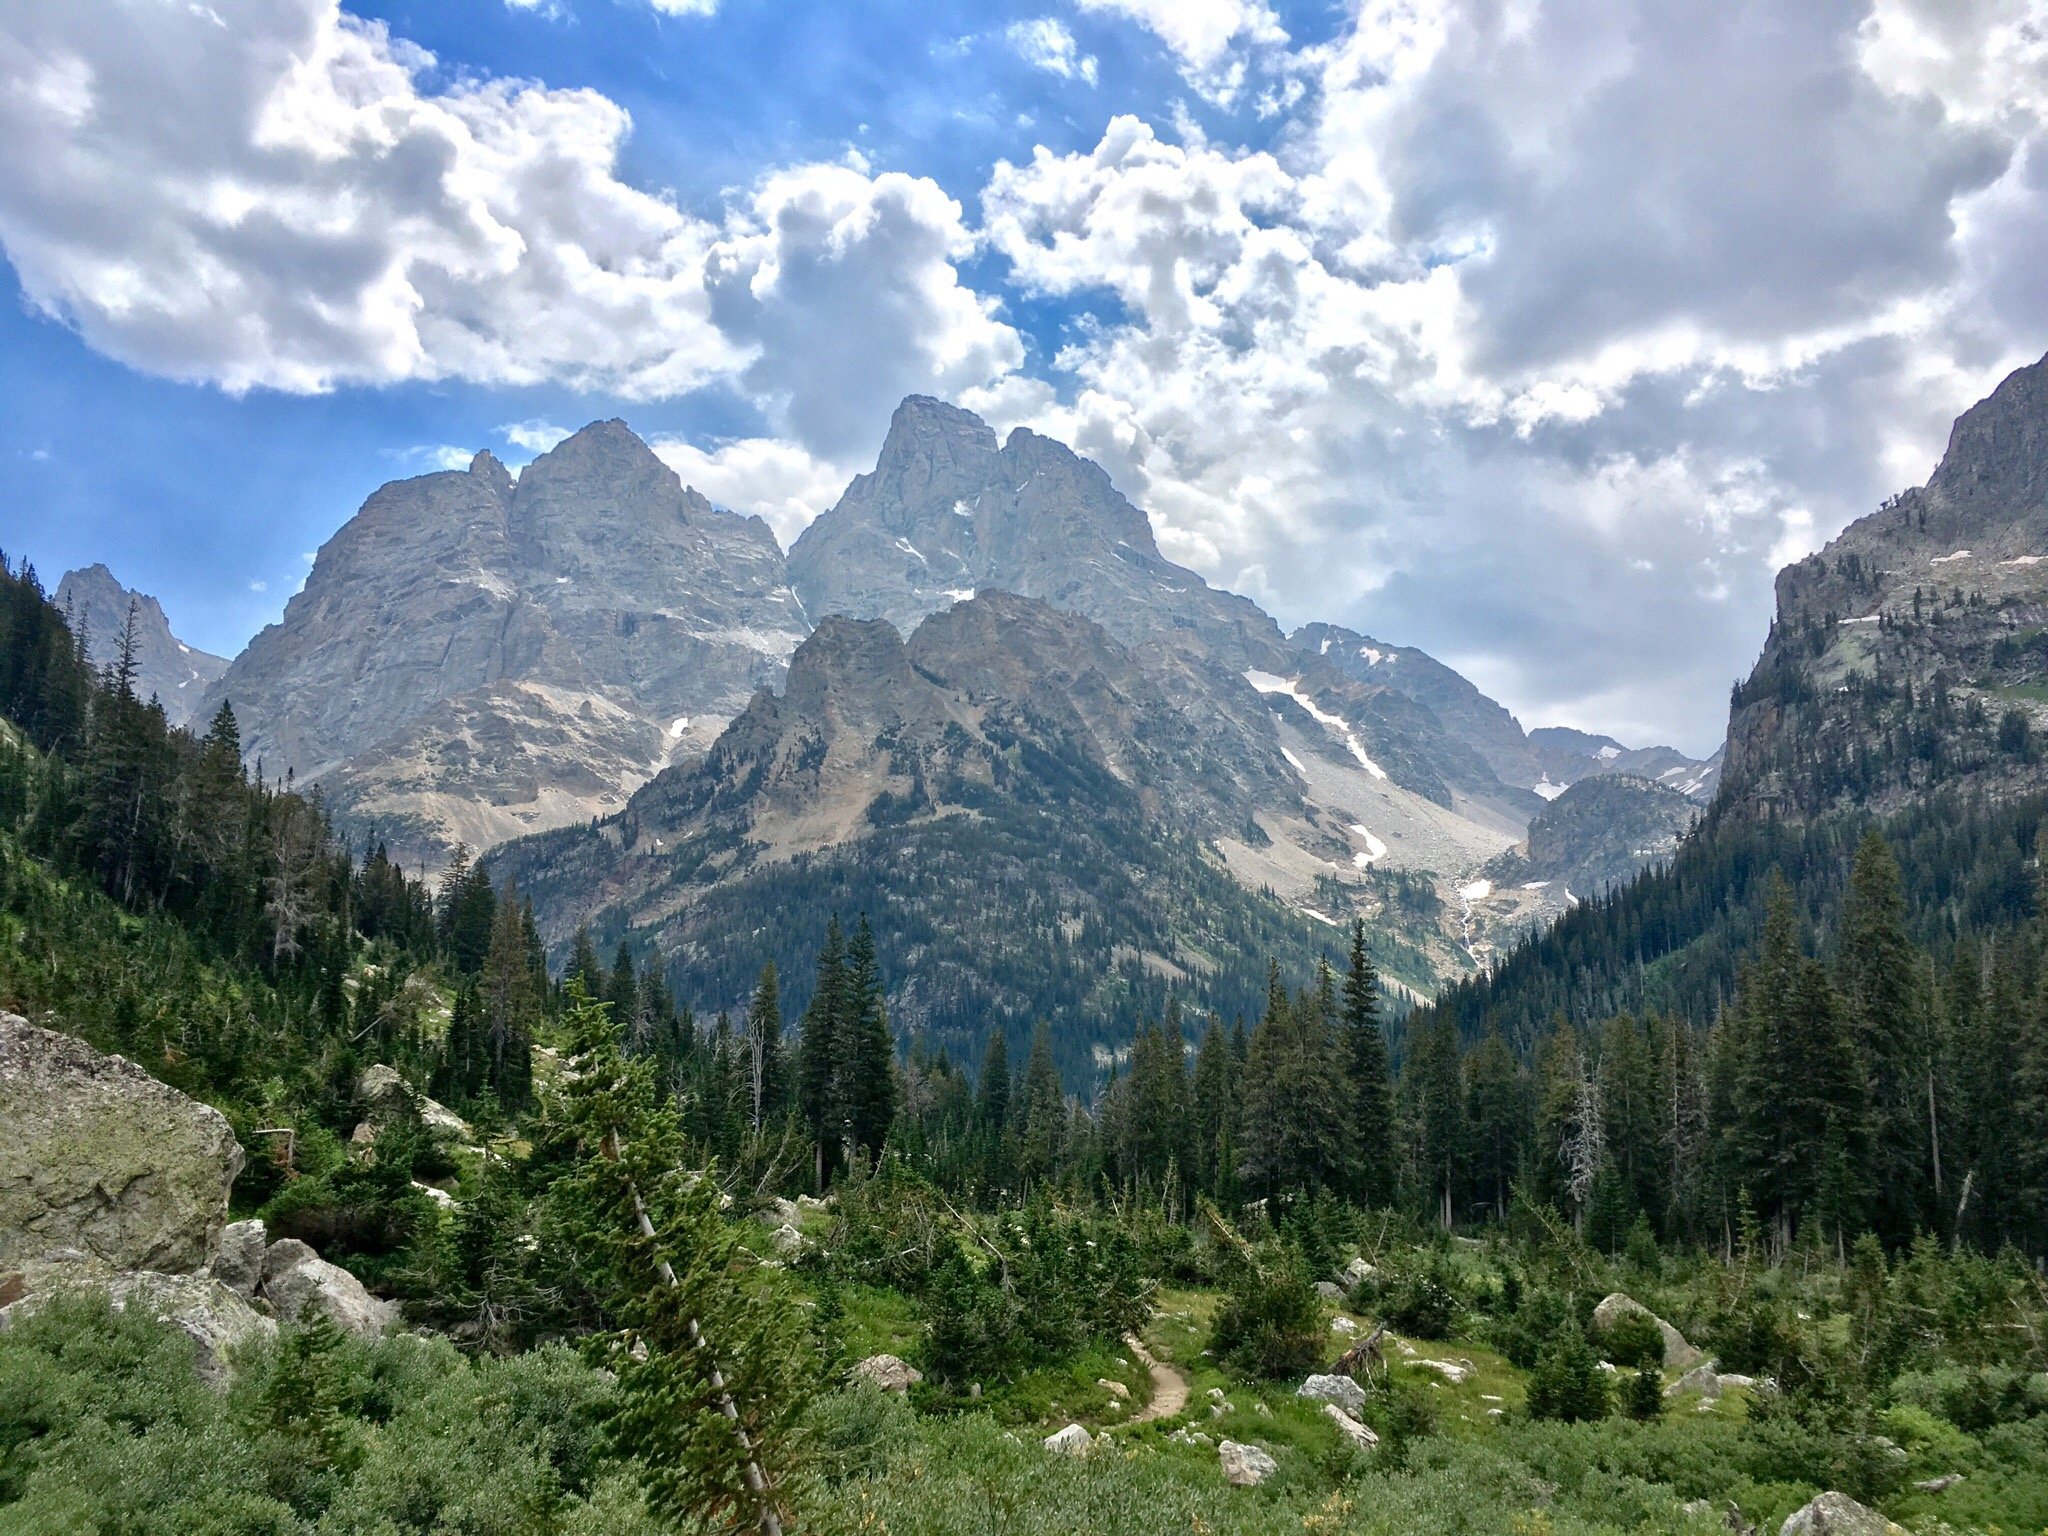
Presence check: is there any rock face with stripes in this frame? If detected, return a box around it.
[54,564,226,726]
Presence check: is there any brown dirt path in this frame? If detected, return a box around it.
[1125,1330,1189,1424]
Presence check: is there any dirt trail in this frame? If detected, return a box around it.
[1124,1331,1189,1424]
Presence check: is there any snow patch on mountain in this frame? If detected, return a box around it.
[1243,671,1388,779]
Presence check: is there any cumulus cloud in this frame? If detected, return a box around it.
[0,0,1012,459]
[500,420,574,455]
[704,162,1023,458]
[650,434,851,547]
[976,0,2048,748]
[1007,18,1098,84]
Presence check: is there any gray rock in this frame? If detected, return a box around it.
[1592,1292,1703,1371]
[1666,1363,1723,1399]
[1322,1402,1379,1449]
[1298,1373,1369,1414]
[105,1269,276,1384]
[195,423,806,868]
[1218,1439,1278,1486]
[0,1015,242,1274]
[1043,1422,1093,1457]
[1779,1491,1911,1535]
[1913,1473,1962,1494]
[1315,1280,1345,1301]
[769,1223,804,1257]
[260,1238,396,1339]
[1,1255,274,1385]
[211,1219,268,1298]
[54,565,226,727]
[851,1353,922,1393]
[357,1064,472,1142]
[1340,1256,1375,1289]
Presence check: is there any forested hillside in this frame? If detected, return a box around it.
[12,542,2048,1535]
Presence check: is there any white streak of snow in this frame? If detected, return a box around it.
[1243,672,1388,779]
[1533,778,1566,800]
[1931,550,1972,564]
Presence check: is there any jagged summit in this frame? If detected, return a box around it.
[196,417,805,864]
[54,564,227,727]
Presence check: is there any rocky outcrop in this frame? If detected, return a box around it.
[1779,1491,1911,1534]
[54,564,227,726]
[1322,1403,1379,1449]
[1723,348,2048,823]
[0,1021,394,1375]
[1483,774,1699,897]
[0,1014,241,1273]
[261,1239,398,1339]
[1592,1293,1703,1371]
[357,1064,472,1141]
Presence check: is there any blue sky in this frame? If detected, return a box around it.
[4,0,2046,752]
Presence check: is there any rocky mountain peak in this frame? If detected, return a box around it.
[468,449,514,498]
[1925,350,2048,517]
[782,614,924,722]
[54,564,227,727]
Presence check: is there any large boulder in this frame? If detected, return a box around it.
[1218,1439,1278,1486]
[0,1015,242,1274]
[261,1238,397,1339]
[1322,1402,1379,1449]
[1298,1373,1369,1414]
[1592,1292,1703,1371]
[1779,1491,1911,1535]
[851,1353,923,1393]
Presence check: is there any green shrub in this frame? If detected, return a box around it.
[1599,1310,1665,1369]
[1624,1364,1664,1422]
[1527,1327,1610,1423]
[1211,1252,1324,1379]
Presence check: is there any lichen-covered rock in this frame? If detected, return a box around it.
[358,1064,473,1142]
[1666,1363,1723,1399]
[0,1015,242,1274]
[1043,1423,1092,1457]
[770,1222,804,1257]
[261,1238,396,1339]
[851,1353,922,1393]
[1218,1439,1277,1486]
[1592,1292,1703,1371]
[210,1219,268,1298]
[1315,1280,1345,1301]
[1298,1373,1369,1414]
[1779,1490,1911,1534]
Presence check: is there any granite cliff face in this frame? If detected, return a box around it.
[198,422,806,864]
[1723,350,2048,822]
[54,564,226,726]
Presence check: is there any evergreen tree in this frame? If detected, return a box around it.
[1837,831,1936,1243]
[1343,919,1394,1205]
[797,918,848,1190]
[538,986,809,1534]
[840,917,897,1163]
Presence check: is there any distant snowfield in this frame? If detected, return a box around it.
[1243,671,1389,779]
[1533,777,1566,800]
[1931,550,1972,564]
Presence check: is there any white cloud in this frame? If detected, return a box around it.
[977,0,2048,747]
[0,0,1010,463]
[650,435,852,547]
[249,580,268,593]
[645,0,720,13]
[500,420,574,455]
[429,446,474,471]
[1007,18,1098,84]
[1076,0,1285,71]
[704,162,1023,457]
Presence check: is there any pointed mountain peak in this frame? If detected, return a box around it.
[54,564,227,725]
[469,449,514,497]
